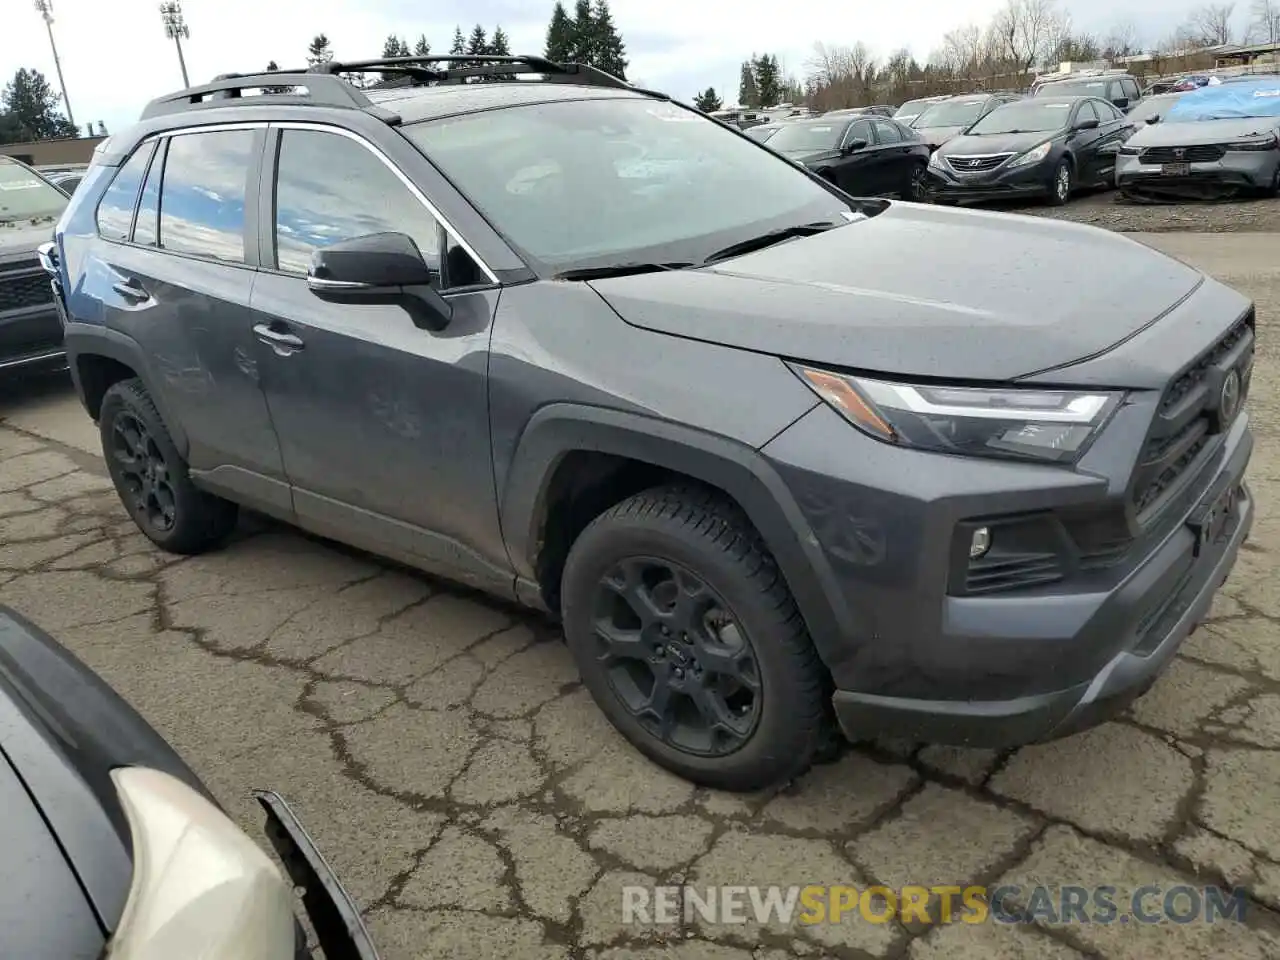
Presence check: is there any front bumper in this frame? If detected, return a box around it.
[926,160,1053,203]
[1116,151,1280,197]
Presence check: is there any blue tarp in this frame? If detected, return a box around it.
[1164,79,1280,121]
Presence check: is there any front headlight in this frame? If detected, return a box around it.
[1226,133,1279,151]
[792,365,1123,463]
[1007,141,1053,168]
[928,150,944,169]
[1119,144,1141,155]
[107,767,297,960]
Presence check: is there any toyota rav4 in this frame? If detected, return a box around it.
[48,55,1255,791]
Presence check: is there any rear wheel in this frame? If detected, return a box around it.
[560,485,830,791]
[1046,159,1073,206]
[906,163,928,201]
[100,378,238,554]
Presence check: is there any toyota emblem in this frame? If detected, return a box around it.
[1220,368,1242,424]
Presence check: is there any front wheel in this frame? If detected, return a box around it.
[905,163,928,201]
[99,378,239,554]
[560,485,830,791]
[1046,159,1073,206]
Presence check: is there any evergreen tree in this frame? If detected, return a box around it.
[467,25,488,56]
[262,59,295,95]
[753,54,781,107]
[590,0,627,79]
[381,35,410,58]
[414,34,431,56]
[738,60,759,107]
[693,87,722,112]
[306,34,334,67]
[545,1,574,61]
[450,26,466,56]
[569,0,594,63]
[1,68,77,140]
[489,26,511,56]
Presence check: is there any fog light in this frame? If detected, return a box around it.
[969,527,991,559]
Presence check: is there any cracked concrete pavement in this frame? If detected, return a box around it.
[2,232,1280,959]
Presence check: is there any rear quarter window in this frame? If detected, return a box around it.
[95,143,156,242]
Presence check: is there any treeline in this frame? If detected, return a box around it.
[1,68,79,144]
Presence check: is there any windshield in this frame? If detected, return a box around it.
[403,99,852,272]
[765,121,846,151]
[913,98,988,128]
[0,159,68,222]
[968,100,1073,134]
[1037,79,1108,97]
[745,125,779,142]
[1130,95,1182,123]
[894,99,936,118]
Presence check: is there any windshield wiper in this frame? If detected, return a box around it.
[702,221,843,265]
[553,262,695,281]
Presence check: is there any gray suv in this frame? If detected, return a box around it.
[49,56,1255,791]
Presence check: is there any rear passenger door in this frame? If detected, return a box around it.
[834,119,884,195]
[870,119,915,197]
[90,127,291,517]
[248,124,510,594]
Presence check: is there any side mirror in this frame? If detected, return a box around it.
[1147,114,1161,125]
[1115,97,1130,110]
[307,232,452,331]
[843,138,869,153]
[1074,117,1100,131]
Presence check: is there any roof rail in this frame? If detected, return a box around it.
[140,54,665,124]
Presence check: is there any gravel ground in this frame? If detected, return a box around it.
[996,187,1280,233]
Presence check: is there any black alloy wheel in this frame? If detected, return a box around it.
[110,412,177,535]
[591,556,761,757]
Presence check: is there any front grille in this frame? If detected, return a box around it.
[1131,313,1254,519]
[1140,144,1226,164]
[946,154,1013,172]
[966,551,1063,594]
[0,265,54,312]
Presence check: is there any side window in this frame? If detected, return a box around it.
[1076,101,1099,124]
[273,129,478,285]
[1122,78,1140,101]
[1098,101,1123,122]
[95,142,155,242]
[846,120,874,146]
[159,130,254,263]
[133,139,166,247]
[873,120,902,144]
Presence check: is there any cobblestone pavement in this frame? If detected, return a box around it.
[2,234,1280,959]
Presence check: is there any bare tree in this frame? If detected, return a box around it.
[1104,19,1141,58]
[1189,3,1236,45]
[1249,0,1280,43]
[805,42,877,109]
[992,0,1065,75]
[940,23,986,77]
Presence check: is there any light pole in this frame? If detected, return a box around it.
[33,0,75,133]
[159,1,190,88]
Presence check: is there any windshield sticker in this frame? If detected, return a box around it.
[1043,103,1071,108]
[646,107,699,121]
[0,180,44,191]
[1253,88,1280,97]
[809,126,834,132]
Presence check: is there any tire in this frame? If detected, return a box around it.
[1264,164,1280,198]
[1046,158,1073,206]
[905,162,928,201]
[99,378,238,555]
[560,484,830,791]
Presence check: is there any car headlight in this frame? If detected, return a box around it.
[1226,133,1279,151]
[928,150,944,169]
[792,365,1123,463]
[1119,144,1141,155]
[1007,141,1053,168]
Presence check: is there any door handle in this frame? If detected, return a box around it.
[111,277,149,302]
[252,323,305,354]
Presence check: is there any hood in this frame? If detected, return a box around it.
[913,124,967,147]
[1130,116,1280,146]
[782,148,842,165]
[0,217,57,259]
[938,130,1058,158]
[587,202,1203,382]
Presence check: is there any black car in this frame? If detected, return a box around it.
[910,93,1024,149]
[0,606,378,959]
[51,55,1253,792]
[765,115,931,199]
[928,96,1136,205]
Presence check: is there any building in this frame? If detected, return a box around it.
[0,136,106,168]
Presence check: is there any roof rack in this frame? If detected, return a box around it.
[140,54,661,124]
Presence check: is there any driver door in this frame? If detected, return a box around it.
[834,119,882,195]
[247,125,511,594]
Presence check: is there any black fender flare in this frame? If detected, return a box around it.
[500,403,855,680]
[63,322,191,457]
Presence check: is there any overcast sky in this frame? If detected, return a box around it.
[2,0,1227,136]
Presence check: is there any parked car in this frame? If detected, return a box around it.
[927,96,1136,205]
[893,94,948,125]
[51,55,1255,792]
[1126,92,1187,128]
[0,605,378,959]
[765,115,931,198]
[48,170,86,194]
[744,122,782,143]
[1116,77,1280,200]
[0,155,69,376]
[910,93,1024,149]
[1032,72,1141,112]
